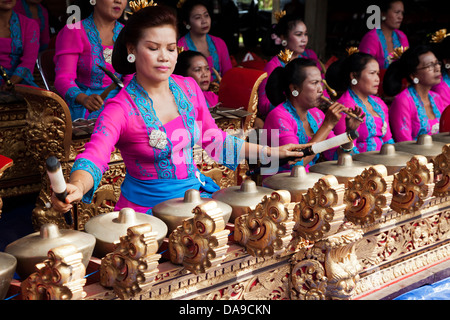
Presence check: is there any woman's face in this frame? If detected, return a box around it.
[0,0,16,11]
[130,25,178,84]
[188,4,211,35]
[414,51,442,87]
[294,66,323,108]
[352,59,380,96]
[383,1,404,30]
[186,55,210,91]
[284,21,308,56]
[94,0,126,22]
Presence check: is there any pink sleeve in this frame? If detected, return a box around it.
[389,94,413,142]
[258,57,280,117]
[397,30,409,48]
[14,15,40,81]
[54,25,85,104]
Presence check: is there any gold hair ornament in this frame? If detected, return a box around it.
[127,0,157,14]
[274,10,286,23]
[277,48,294,64]
[177,0,186,9]
[390,46,408,61]
[430,29,449,44]
[346,47,359,56]
[177,46,185,54]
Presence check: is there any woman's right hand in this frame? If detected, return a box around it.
[50,183,83,213]
[323,102,347,127]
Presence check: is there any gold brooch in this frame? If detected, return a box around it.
[128,0,157,14]
[430,29,449,43]
[346,47,359,56]
[277,48,294,64]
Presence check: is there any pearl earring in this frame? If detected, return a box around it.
[351,78,358,86]
[281,40,287,47]
[445,63,450,70]
[90,0,96,5]
[186,25,191,30]
[413,77,419,84]
[291,90,299,97]
[127,53,136,63]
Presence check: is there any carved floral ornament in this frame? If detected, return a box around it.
[100,223,161,300]
[21,244,86,300]
[432,144,450,197]
[169,201,230,274]
[234,190,296,257]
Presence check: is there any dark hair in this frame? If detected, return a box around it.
[325,52,376,92]
[179,0,212,24]
[173,50,207,76]
[382,44,433,96]
[379,0,404,13]
[432,36,450,62]
[266,58,317,106]
[261,14,306,58]
[112,5,178,75]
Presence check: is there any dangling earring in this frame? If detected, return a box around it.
[90,0,96,5]
[291,90,299,97]
[281,40,287,47]
[381,16,386,21]
[413,77,419,84]
[186,24,191,30]
[351,78,358,86]
[445,63,450,70]
[127,53,136,63]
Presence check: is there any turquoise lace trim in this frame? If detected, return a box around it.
[349,89,388,151]
[407,86,441,139]
[184,32,220,79]
[376,29,401,68]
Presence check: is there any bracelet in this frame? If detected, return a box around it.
[340,145,353,153]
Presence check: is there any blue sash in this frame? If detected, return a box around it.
[120,171,220,214]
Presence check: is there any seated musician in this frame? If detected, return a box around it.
[0,0,39,89]
[53,0,129,120]
[358,0,409,71]
[262,58,363,174]
[177,0,232,82]
[173,50,218,108]
[50,4,308,215]
[326,49,394,153]
[384,44,445,142]
[258,12,326,118]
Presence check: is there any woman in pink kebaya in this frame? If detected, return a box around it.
[384,45,445,142]
[50,5,308,215]
[327,51,394,153]
[359,0,409,70]
[53,0,128,120]
[0,0,39,89]
[177,0,232,82]
[258,13,325,118]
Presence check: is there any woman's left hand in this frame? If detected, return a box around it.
[345,106,365,131]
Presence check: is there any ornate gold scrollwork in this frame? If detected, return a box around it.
[21,244,86,300]
[290,228,363,300]
[344,165,394,225]
[169,201,230,274]
[432,144,450,197]
[100,223,161,300]
[391,155,434,214]
[234,190,295,257]
[293,175,346,242]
